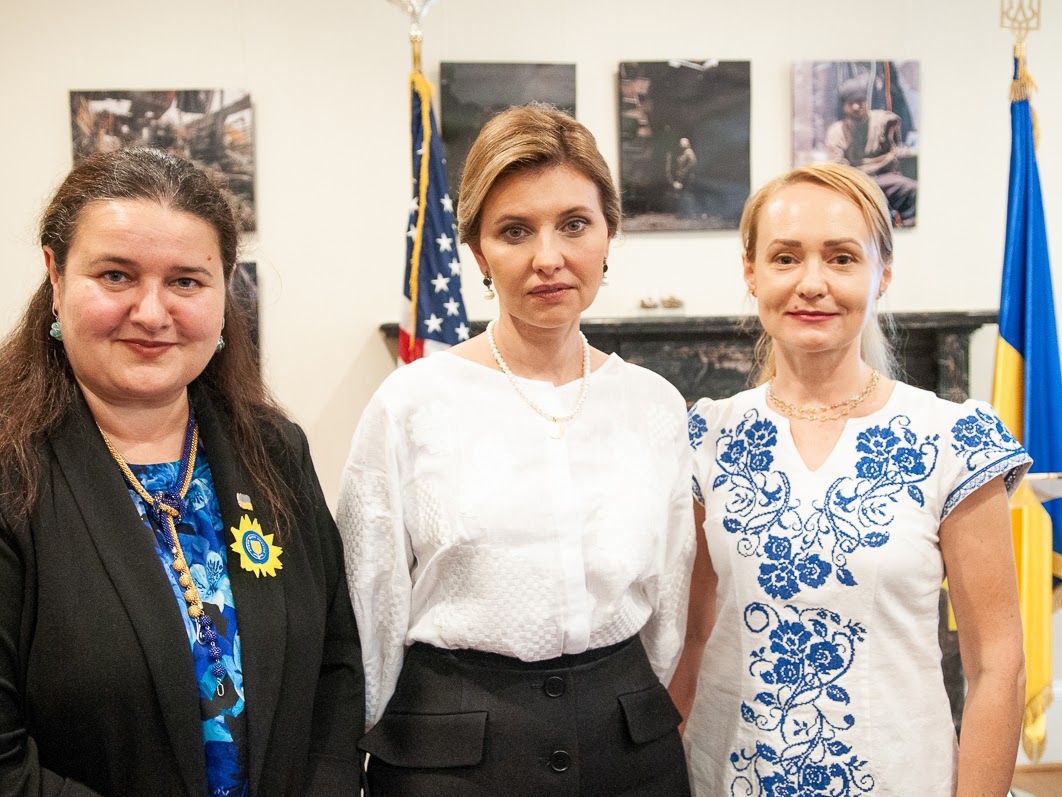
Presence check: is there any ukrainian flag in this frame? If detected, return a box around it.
[992,43,1062,762]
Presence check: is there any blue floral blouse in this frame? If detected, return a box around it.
[681,382,1030,797]
[126,443,249,797]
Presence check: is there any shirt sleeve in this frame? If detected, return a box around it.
[638,391,696,685]
[939,400,1032,520]
[337,392,414,729]
[688,397,717,507]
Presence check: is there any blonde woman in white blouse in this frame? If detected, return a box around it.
[671,164,1028,796]
[339,105,695,796]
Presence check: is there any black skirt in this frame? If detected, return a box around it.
[360,636,691,797]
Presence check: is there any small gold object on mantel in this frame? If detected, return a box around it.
[638,295,684,310]
[1000,0,1040,42]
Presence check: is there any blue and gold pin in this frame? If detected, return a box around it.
[230,515,283,577]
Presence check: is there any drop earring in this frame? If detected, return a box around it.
[482,276,495,300]
[602,260,610,287]
[215,317,226,352]
[49,310,63,341]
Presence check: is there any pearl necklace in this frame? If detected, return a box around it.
[767,369,881,422]
[486,319,591,439]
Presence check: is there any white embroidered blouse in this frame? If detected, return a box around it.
[682,381,1031,796]
[338,352,695,726]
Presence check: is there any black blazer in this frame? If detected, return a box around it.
[0,390,364,796]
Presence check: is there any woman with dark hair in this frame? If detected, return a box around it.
[672,163,1027,795]
[0,147,363,797]
[339,105,694,795]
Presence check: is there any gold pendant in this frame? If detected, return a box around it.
[548,420,564,439]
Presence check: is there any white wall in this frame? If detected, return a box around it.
[1,0,1059,493]
[2,0,1062,764]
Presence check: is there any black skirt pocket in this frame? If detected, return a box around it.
[360,711,488,768]
[618,683,682,745]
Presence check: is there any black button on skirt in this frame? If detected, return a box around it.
[360,636,691,796]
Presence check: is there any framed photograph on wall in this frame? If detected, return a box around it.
[793,61,920,227]
[440,62,576,208]
[69,89,256,231]
[619,59,750,232]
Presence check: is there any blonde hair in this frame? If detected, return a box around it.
[741,162,897,383]
[456,103,620,247]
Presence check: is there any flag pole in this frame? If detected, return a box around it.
[406,19,427,357]
[410,23,422,74]
[391,0,434,358]
[997,0,1053,763]
[390,0,467,364]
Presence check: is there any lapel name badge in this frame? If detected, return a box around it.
[230,515,283,577]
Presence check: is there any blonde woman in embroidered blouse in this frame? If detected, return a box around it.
[671,163,1028,796]
[340,104,695,795]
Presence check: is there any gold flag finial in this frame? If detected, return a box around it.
[410,24,423,73]
[1003,1,1041,146]
[386,0,438,74]
[1001,0,1040,43]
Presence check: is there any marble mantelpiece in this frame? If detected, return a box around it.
[381,311,995,403]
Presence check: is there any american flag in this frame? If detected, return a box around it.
[399,71,470,363]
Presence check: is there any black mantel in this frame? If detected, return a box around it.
[381,310,997,403]
[378,309,998,731]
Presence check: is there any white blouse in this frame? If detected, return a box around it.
[682,382,1030,796]
[338,351,695,726]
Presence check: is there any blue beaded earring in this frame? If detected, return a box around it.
[49,312,62,341]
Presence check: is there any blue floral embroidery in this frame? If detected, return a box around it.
[951,408,1009,451]
[943,407,1029,517]
[730,603,875,797]
[689,406,709,450]
[693,474,705,506]
[714,411,797,534]
[712,410,938,597]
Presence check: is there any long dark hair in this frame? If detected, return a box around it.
[0,148,293,531]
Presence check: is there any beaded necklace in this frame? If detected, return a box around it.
[99,401,228,697]
[767,369,881,422]
[486,318,591,439]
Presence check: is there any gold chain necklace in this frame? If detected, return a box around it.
[767,369,881,422]
[98,407,228,697]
